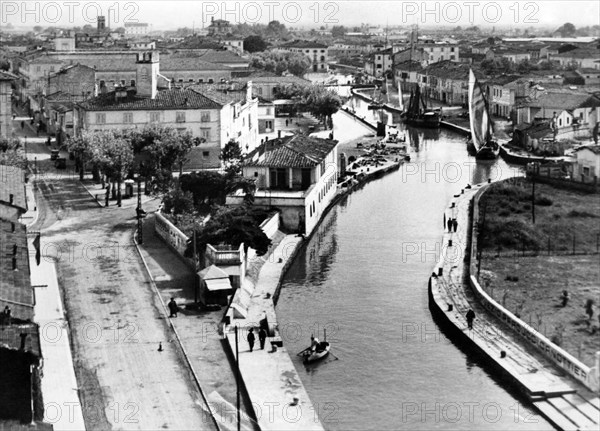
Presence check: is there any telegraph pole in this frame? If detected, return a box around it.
[531,174,536,225]
[235,325,241,431]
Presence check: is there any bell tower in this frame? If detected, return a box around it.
[135,51,159,99]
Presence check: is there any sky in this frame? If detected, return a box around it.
[2,0,599,30]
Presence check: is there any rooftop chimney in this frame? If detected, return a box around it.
[9,193,14,205]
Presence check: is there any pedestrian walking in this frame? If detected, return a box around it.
[452,218,458,232]
[2,306,11,326]
[258,328,267,350]
[560,290,569,307]
[21,120,24,130]
[466,309,475,329]
[168,298,178,317]
[247,328,255,352]
[447,218,452,232]
[285,118,289,127]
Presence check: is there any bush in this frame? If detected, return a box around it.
[568,210,597,218]
[534,196,553,206]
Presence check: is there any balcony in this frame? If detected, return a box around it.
[205,243,244,265]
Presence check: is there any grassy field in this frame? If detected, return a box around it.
[478,179,600,367]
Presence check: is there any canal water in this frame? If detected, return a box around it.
[276,100,551,430]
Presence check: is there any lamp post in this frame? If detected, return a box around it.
[136,173,144,244]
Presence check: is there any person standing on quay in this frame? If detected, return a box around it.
[447,217,452,232]
[466,309,476,329]
[453,218,458,232]
[168,298,178,318]
[247,328,255,352]
[258,328,267,350]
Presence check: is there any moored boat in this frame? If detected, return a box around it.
[404,84,441,128]
[302,341,331,363]
[468,69,499,160]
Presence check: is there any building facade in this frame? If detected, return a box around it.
[279,40,329,73]
[227,135,339,235]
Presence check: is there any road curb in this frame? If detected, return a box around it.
[132,227,222,431]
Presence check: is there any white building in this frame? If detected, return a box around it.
[124,22,149,36]
[574,145,600,183]
[74,52,258,170]
[279,40,329,73]
[227,135,339,235]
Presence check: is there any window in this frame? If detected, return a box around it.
[149,112,160,122]
[208,78,214,83]
[130,80,136,86]
[123,112,133,123]
[176,111,186,123]
[198,79,204,83]
[121,80,126,85]
[36,66,41,72]
[321,50,325,53]
[50,66,55,72]
[202,151,209,159]
[451,47,455,52]
[265,107,271,115]
[200,112,211,122]
[95,113,106,124]
[200,128,211,140]
[258,87,263,95]
[178,79,184,83]
[189,79,194,83]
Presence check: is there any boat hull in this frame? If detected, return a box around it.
[405,116,441,128]
[303,342,330,363]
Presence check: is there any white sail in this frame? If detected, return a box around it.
[468,69,491,153]
[397,80,404,111]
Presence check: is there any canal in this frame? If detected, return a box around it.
[276,100,551,430]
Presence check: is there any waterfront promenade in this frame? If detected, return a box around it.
[429,183,600,431]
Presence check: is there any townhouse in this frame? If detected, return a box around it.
[74,52,258,170]
[227,134,339,236]
[279,40,329,73]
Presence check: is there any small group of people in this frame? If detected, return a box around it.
[247,327,268,352]
[447,217,458,233]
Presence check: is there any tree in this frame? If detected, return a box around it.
[331,26,346,37]
[250,51,310,77]
[186,206,272,258]
[556,23,576,37]
[220,139,243,174]
[162,188,195,215]
[66,133,94,180]
[302,85,342,127]
[0,138,26,170]
[243,35,267,53]
[33,26,43,33]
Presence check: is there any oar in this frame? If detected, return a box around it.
[296,347,310,356]
[329,351,340,361]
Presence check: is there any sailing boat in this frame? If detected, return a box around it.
[404,83,441,128]
[468,69,499,160]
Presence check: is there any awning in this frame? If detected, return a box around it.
[205,278,232,292]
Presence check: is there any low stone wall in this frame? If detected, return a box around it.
[470,184,599,392]
[154,211,192,265]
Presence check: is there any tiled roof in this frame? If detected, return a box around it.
[554,48,600,59]
[0,219,34,322]
[280,40,328,49]
[0,165,27,213]
[160,56,232,71]
[233,74,310,85]
[575,145,600,155]
[0,71,18,80]
[170,50,248,64]
[246,135,338,168]
[487,74,522,86]
[77,88,224,111]
[421,61,473,80]
[529,92,600,110]
[28,56,64,65]
[190,83,248,104]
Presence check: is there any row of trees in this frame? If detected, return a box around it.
[249,51,311,77]
[66,126,197,205]
[274,83,343,127]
